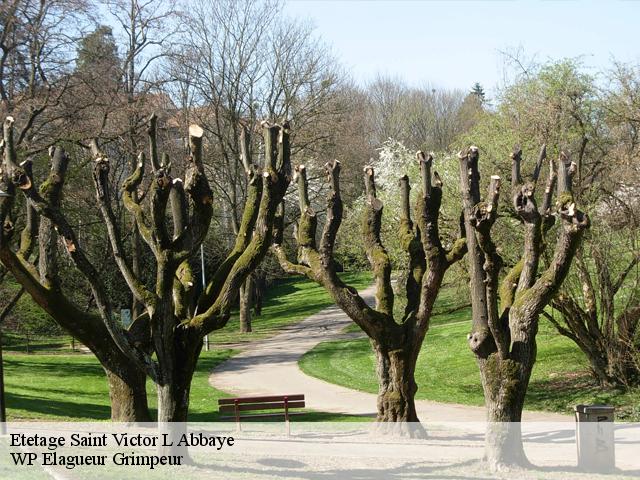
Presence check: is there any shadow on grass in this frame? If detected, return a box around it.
[6,391,111,420]
[4,358,105,378]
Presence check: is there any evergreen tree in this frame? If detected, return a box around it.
[470,82,486,102]
[76,26,121,85]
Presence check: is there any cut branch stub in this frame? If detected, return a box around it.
[294,164,317,249]
[277,121,291,179]
[362,165,393,317]
[417,151,433,198]
[149,166,173,249]
[155,168,172,190]
[188,124,204,171]
[511,145,523,187]
[19,158,35,191]
[364,164,377,199]
[558,200,590,229]
[161,152,170,171]
[93,153,110,201]
[3,118,30,190]
[3,117,17,170]
[126,152,146,193]
[20,159,33,181]
[399,175,411,222]
[319,159,343,266]
[432,171,443,188]
[262,121,279,174]
[459,146,481,205]
[296,165,311,212]
[325,159,341,193]
[540,157,557,218]
[170,178,188,238]
[364,166,383,213]
[557,151,576,195]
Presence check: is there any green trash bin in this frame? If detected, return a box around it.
[574,404,615,472]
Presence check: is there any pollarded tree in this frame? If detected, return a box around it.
[1,115,291,424]
[458,145,589,470]
[272,153,466,435]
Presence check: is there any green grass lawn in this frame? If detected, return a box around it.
[211,272,372,345]
[3,273,372,421]
[300,300,640,421]
[4,348,362,422]
[4,349,235,421]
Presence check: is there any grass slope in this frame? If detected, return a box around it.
[300,298,640,420]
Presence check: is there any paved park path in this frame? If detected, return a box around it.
[209,285,571,422]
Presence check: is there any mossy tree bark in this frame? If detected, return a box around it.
[273,153,466,437]
[458,145,589,471]
[373,340,419,423]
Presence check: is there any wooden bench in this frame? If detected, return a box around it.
[218,394,305,434]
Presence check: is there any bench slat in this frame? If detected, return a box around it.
[219,401,305,413]
[218,394,304,405]
[219,412,306,421]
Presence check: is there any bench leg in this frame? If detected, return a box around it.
[235,401,241,433]
[284,397,290,437]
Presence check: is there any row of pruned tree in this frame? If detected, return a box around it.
[273,139,588,468]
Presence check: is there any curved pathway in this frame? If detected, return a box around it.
[210,285,570,422]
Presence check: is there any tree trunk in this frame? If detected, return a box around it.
[373,342,425,437]
[485,421,528,471]
[253,273,265,316]
[239,276,253,333]
[579,344,617,388]
[156,332,201,423]
[480,353,532,470]
[105,363,150,422]
[156,358,198,460]
[156,381,191,423]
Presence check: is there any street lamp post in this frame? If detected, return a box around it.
[0,188,12,434]
[201,244,209,351]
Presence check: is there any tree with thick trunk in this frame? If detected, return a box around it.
[273,153,466,436]
[1,116,290,432]
[0,123,150,421]
[457,145,589,470]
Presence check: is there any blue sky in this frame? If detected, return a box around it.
[283,0,640,94]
